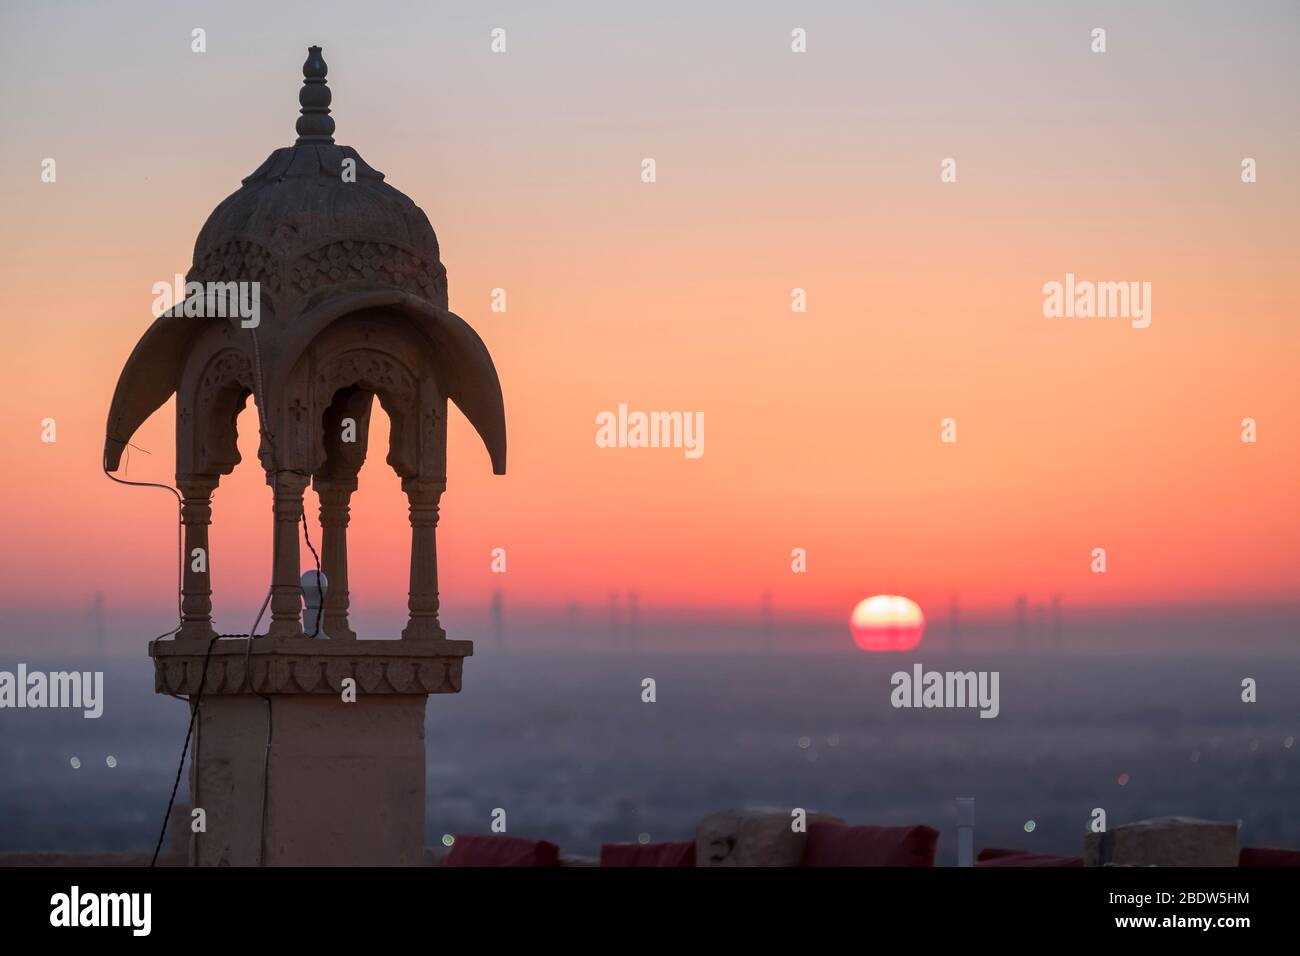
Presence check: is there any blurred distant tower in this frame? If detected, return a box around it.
[566,601,579,649]
[1050,594,1063,648]
[760,590,774,653]
[490,589,505,649]
[90,592,106,657]
[947,595,961,652]
[626,591,640,647]
[1034,602,1048,651]
[608,592,621,645]
[1014,595,1029,651]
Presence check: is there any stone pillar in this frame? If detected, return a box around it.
[315,476,358,640]
[401,478,445,640]
[195,695,427,865]
[152,637,473,866]
[956,797,975,867]
[268,471,310,637]
[178,476,219,640]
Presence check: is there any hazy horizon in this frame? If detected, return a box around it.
[5,599,1297,659]
[3,650,1296,860]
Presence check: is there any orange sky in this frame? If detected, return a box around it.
[1,2,1297,630]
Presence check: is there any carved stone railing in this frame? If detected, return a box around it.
[151,636,472,697]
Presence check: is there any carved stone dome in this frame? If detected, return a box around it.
[187,46,448,321]
[104,46,506,479]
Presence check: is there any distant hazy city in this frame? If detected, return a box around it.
[3,602,1295,861]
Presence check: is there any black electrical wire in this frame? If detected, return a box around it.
[149,632,218,866]
[106,442,326,866]
[302,512,324,638]
[111,321,329,867]
[102,443,182,641]
[101,448,194,866]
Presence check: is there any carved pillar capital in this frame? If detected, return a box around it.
[401,477,444,518]
[269,470,312,498]
[178,474,220,503]
[315,475,358,508]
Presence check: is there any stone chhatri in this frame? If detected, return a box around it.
[103,48,506,867]
[105,44,506,645]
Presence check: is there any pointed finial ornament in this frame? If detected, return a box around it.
[295,45,335,143]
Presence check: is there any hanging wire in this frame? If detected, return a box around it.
[111,323,330,866]
[102,443,182,641]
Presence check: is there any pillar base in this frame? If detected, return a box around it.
[150,636,472,866]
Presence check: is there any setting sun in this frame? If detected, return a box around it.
[850,596,927,653]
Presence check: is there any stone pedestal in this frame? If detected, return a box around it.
[151,636,472,867]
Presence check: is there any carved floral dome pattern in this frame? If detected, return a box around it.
[188,109,447,313]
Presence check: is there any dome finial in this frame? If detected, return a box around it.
[295,45,335,144]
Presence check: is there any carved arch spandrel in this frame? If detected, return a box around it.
[318,386,376,481]
[265,292,504,475]
[177,341,259,478]
[313,348,420,477]
[279,310,448,480]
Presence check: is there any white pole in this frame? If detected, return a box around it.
[957,797,975,867]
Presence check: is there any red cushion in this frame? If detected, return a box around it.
[802,822,939,867]
[443,834,561,867]
[1239,846,1300,868]
[976,847,1082,867]
[600,841,696,867]
[976,847,1025,861]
